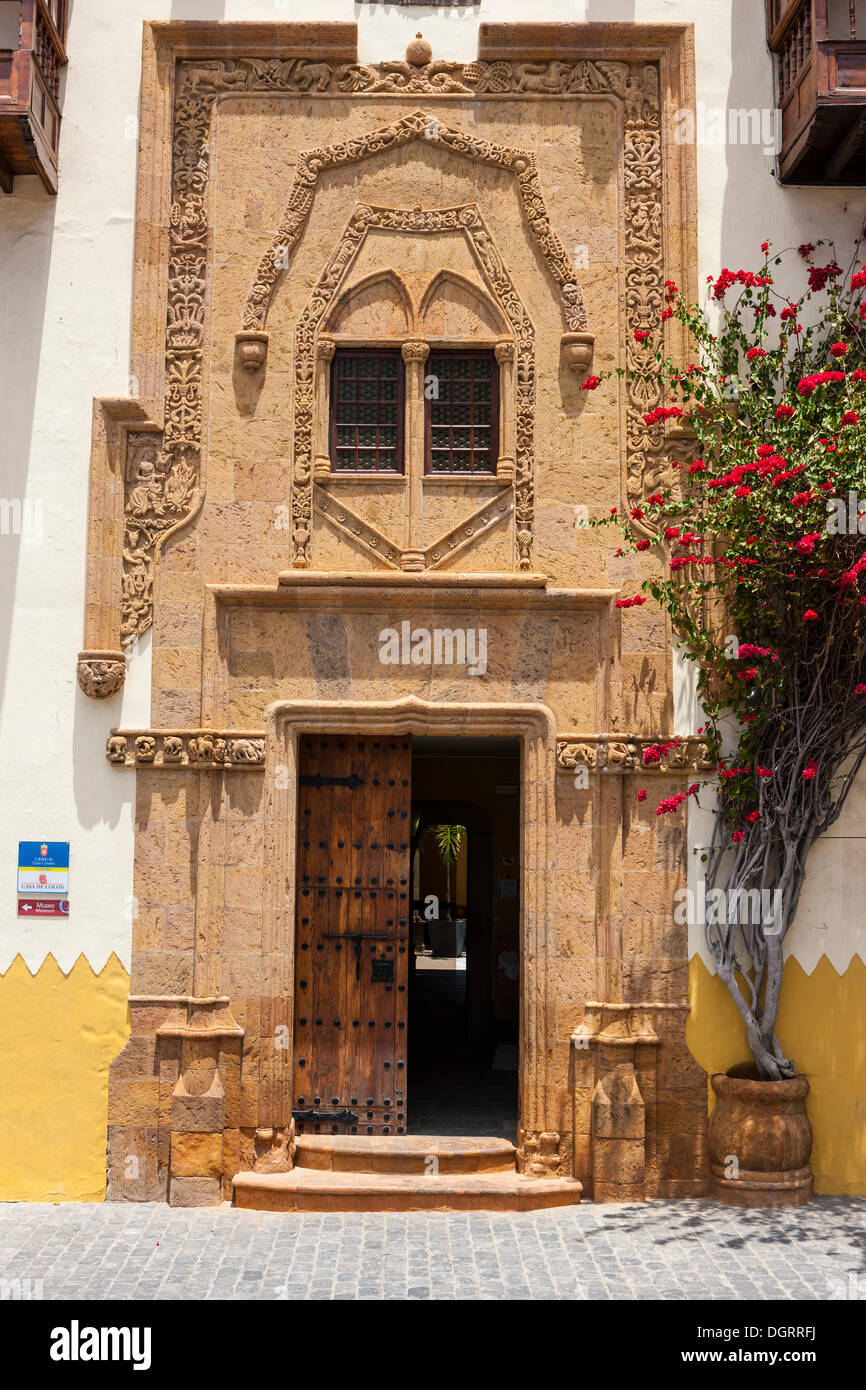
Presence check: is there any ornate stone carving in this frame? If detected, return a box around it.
[556,735,713,775]
[425,488,513,569]
[76,651,126,699]
[106,731,266,770]
[314,486,402,569]
[294,202,535,571]
[121,49,660,638]
[241,109,588,337]
[622,64,665,521]
[400,339,430,362]
[519,1129,562,1177]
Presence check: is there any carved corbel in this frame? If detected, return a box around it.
[561,330,595,376]
[235,330,269,373]
[77,650,126,699]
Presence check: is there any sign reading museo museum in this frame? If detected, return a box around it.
[17,841,70,895]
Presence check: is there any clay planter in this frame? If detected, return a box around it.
[708,1071,813,1207]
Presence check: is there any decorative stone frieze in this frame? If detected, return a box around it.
[556,735,714,775]
[106,730,266,769]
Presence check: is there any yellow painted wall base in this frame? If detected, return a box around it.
[1,949,863,1200]
[0,954,130,1202]
[687,953,866,1196]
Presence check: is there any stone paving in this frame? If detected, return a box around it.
[0,1197,864,1300]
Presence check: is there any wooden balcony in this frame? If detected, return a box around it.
[0,0,68,194]
[766,1,866,181]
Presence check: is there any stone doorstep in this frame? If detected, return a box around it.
[232,1168,583,1213]
[294,1133,518,1175]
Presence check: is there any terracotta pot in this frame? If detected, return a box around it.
[708,1071,813,1207]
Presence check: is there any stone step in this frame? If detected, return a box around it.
[232,1167,583,1213]
[294,1133,517,1175]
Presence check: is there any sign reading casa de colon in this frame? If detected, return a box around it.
[17,841,70,902]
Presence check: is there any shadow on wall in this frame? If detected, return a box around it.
[0,192,56,711]
[170,0,227,17]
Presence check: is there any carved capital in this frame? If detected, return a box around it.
[494,340,515,364]
[77,651,126,700]
[317,337,337,361]
[401,340,430,363]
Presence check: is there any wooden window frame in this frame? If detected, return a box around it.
[329,346,406,476]
[424,348,500,477]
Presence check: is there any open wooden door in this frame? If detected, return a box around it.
[292,734,411,1135]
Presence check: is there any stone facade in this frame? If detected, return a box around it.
[93,21,708,1204]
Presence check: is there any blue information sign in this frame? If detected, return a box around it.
[18,841,70,895]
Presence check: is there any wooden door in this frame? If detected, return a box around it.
[292,734,411,1136]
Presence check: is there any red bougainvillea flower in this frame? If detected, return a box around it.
[798,243,815,259]
[852,369,866,382]
[630,507,644,519]
[656,793,688,815]
[737,668,758,681]
[796,534,821,555]
[637,789,647,802]
[635,539,651,551]
[802,610,818,621]
[643,405,683,425]
[830,342,849,358]
[734,485,752,498]
[664,526,681,540]
[757,766,774,778]
[807,262,842,293]
[614,595,647,608]
[732,831,745,843]
[664,279,679,301]
[581,375,600,390]
[688,783,699,796]
[746,810,761,823]
[661,307,674,322]
[851,268,866,292]
[634,329,651,343]
[841,411,859,426]
[761,240,770,254]
[746,347,767,361]
[775,403,796,419]
[855,684,866,694]
[646,493,665,505]
[797,370,847,396]
[802,760,818,781]
[688,460,707,474]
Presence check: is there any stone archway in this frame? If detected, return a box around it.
[262,695,563,1175]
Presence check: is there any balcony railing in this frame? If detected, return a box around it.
[0,0,68,195]
[766,0,866,182]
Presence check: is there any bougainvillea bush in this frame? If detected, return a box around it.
[590,231,866,1080]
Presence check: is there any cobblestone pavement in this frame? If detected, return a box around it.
[1,1198,864,1300]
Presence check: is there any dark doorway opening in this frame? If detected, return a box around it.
[409,736,520,1138]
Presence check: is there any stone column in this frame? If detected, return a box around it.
[400,339,429,572]
[313,337,336,481]
[494,340,516,483]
